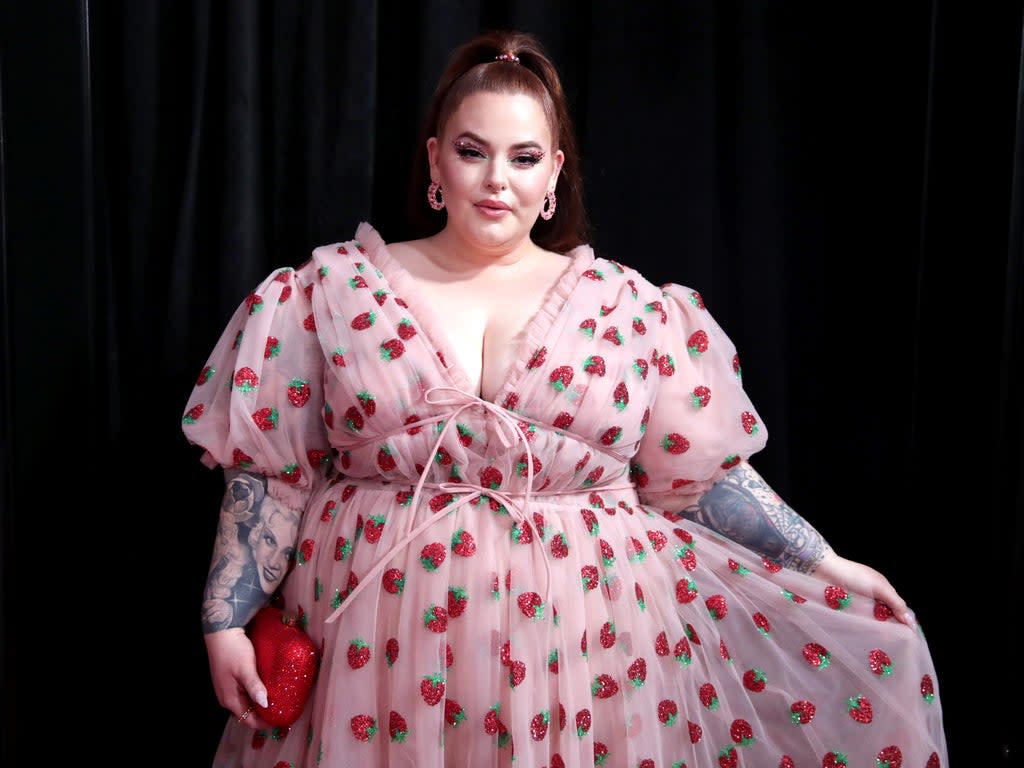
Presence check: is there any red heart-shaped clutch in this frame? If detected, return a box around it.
[247,605,320,727]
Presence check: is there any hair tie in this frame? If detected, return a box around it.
[495,53,520,64]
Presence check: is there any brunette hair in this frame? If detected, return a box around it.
[406,30,590,253]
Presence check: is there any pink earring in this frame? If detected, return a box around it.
[427,181,445,211]
[540,189,557,220]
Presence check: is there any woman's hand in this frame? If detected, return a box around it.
[204,627,270,729]
[814,549,917,629]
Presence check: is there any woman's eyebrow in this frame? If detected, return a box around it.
[455,131,543,151]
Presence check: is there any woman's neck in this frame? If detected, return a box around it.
[426,227,539,275]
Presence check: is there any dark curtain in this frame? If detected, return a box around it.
[2,1,1021,765]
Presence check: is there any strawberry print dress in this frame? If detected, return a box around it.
[182,222,947,768]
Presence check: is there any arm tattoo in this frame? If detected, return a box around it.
[677,461,830,573]
[201,469,302,633]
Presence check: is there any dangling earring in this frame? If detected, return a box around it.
[540,189,557,220]
[427,181,445,211]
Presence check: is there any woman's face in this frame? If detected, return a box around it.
[428,90,564,254]
[251,511,298,593]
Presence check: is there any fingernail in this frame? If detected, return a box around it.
[255,690,268,708]
[903,612,915,626]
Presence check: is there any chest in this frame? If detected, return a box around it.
[415,276,550,401]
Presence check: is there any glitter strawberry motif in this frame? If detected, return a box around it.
[419,673,445,705]
[388,710,408,742]
[350,714,377,742]
[658,699,679,725]
[790,699,816,725]
[824,585,851,610]
[822,751,849,768]
[347,638,371,669]
[921,674,935,703]
[876,746,903,768]
[730,718,755,747]
[699,683,719,711]
[803,642,832,669]
[687,330,709,356]
[847,694,873,723]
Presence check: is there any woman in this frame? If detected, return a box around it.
[183,29,947,768]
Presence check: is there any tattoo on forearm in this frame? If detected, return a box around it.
[678,462,830,573]
[201,469,302,633]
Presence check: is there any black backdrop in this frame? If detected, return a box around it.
[2,2,1022,766]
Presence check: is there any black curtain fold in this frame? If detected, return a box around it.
[2,2,1022,765]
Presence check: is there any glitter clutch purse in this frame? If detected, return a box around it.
[247,605,321,727]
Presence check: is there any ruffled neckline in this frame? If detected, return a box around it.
[354,221,596,406]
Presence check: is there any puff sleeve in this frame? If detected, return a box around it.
[630,284,768,510]
[181,266,331,510]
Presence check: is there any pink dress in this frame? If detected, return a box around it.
[182,222,947,768]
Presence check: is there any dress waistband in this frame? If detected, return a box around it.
[325,385,633,625]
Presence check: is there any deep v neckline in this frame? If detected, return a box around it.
[355,222,595,407]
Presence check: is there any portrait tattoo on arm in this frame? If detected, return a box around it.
[201,469,302,633]
[677,461,830,573]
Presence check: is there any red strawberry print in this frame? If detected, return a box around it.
[730,718,755,746]
[876,746,902,768]
[602,326,623,345]
[783,589,807,603]
[743,667,767,692]
[245,292,264,315]
[547,648,559,674]
[657,353,675,375]
[517,591,545,619]
[582,355,606,376]
[347,638,371,669]
[675,577,698,604]
[575,708,592,737]
[673,637,692,666]
[824,584,851,610]
[582,268,604,281]
[320,500,337,521]
[511,520,534,544]
[344,406,364,432]
[444,699,467,728]
[685,623,702,645]
[599,620,616,648]
[447,586,469,618]
[526,346,547,370]
[727,558,751,575]
[790,699,816,725]
[233,367,259,392]
[530,710,550,741]
[483,704,502,735]
[657,699,678,726]
[847,694,873,723]
[874,599,896,621]
[661,433,690,454]
[451,528,476,556]
[231,448,254,468]
[396,318,416,339]
[578,318,597,338]
[699,683,719,710]
[655,631,670,657]
[385,638,399,667]
[593,742,609,766]
[350,311,376,330]
[376,335,407,362]
[613,381,629,410]
[377,445,397,471]
[420,542,446,572]
[741,410,759,434]
[356,391,376,415]
[280,464,302,485]
[420,673,445,705]
[632,316,647,334]
[548,365,574,391]
[645,299,667,323]
[822,751,849,767]
[296,538,314,565]
[627,657,647,688]
[762,557,783,573]
[508,659,527,688]
[550,533,569,558]
[581,564,600,592]
[721,454,741,469]
[780,758,795,768]
[363,514,385,543]
[633,357,649,379]
[348,274,368,289]
[599,539,616,566]
[718,747,739,768]
[350,714,377,742]
[583,465,605,486]
[803,642,832,669]
[388,710,408,742]
[869,648,894,676]
[691,384,711,408]
[599,426,623,445]
[688,720,703,744]
[706,594,728,620]
[752,611,771,635]
[926,753,941,768]
[921,674,936,702]
[444,642,453,668]
[635,582,646,610]
[252,407,278,431]
[422,604,448,633]
[687,329,709,355]
[334,536,352,561]
[646,530,667,551]
[591,673,619,699]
